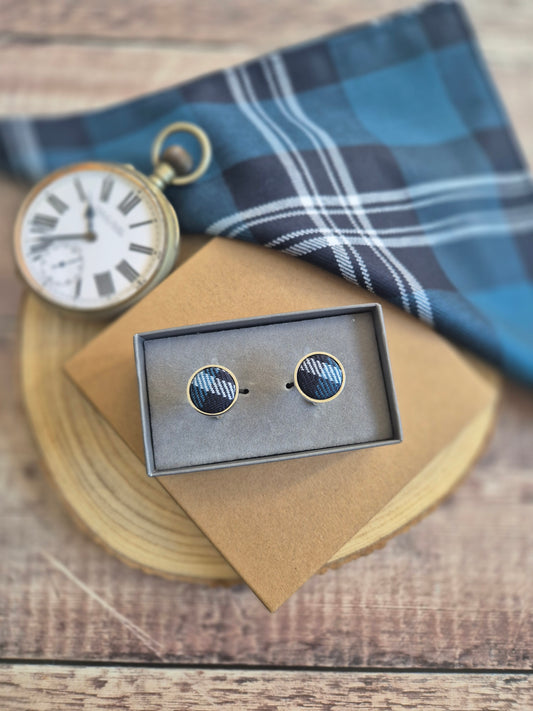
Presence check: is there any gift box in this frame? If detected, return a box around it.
[134,304,402,476]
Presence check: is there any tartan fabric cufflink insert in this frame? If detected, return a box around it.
[291,352,346,404]
[187,365,240,416]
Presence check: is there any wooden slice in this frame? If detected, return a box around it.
[19,288,501,585]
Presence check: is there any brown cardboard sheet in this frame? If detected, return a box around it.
[65,237,496,610]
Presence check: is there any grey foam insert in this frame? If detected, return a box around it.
[143,312,394,471]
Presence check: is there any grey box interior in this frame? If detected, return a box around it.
[134,305,401,476]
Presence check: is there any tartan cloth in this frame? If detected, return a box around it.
[1,0,533,385]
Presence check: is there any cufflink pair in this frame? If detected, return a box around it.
[187,352,345,417]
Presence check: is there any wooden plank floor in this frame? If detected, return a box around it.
[0,667,531,710]
[0,1,531,708]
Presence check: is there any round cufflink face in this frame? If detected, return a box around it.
[294,352,345,403]
[187,365,239,416]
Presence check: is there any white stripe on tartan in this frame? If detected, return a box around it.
[260,57,377,295]
[301,357,342,386]
[264,203,533,246]
[197,370,215,396]
[217,376,235,401]
[262,56,411,315]
[212,183,533,240]
[211,376,226,399]
[1,118,46,180]
[320,362,343,385]
[268,53,431,321]
[347,171,532,207]
[211,374,233,401]
[239,63,375,289]
[239,63,368,286]
[207,171,532,235]
[301,358,321,377]
[224,66,365,288]
[268,213,533,254]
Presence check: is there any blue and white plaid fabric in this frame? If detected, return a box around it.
[296,354,345,402]
[1,0,533,384]
[189,366,238,416]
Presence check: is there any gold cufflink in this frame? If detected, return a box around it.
[289,352,346,404]
[187,365,246,416]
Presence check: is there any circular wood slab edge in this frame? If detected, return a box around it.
[19,294,501,585]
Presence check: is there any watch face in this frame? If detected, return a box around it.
[15,163,173,313]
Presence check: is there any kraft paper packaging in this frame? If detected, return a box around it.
[66,237,496,610]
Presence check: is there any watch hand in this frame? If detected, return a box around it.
[31,232,96,249]
[51,257,83,268]
[85,203,95,233]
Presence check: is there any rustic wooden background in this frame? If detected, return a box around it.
[0,1,532,708]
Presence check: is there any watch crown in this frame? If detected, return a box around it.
[149,147,193,191]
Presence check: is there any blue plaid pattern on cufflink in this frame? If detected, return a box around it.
[296,353,345,402]
[189,366,237,415]
[1,1,533,385]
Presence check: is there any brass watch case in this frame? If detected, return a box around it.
[13,161,180,319]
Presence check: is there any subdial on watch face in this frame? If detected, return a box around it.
[33,242,84,295]
[17,164,168,312]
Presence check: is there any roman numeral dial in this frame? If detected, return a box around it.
[129,242,155,255]
[74,177,86,201]
[18,165,171,314]
[94,270,115,296]
[30,214,58,233]
[116,259,140,283]
[47,194,69,214]
[117,191,141,215]
[100,176,114,202]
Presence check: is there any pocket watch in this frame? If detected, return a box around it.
[13,122,211,318]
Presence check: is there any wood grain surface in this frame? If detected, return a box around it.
[0,0,532,708]
[19,246,501,596]
[0,666,532,710]
[2,371,531,668]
